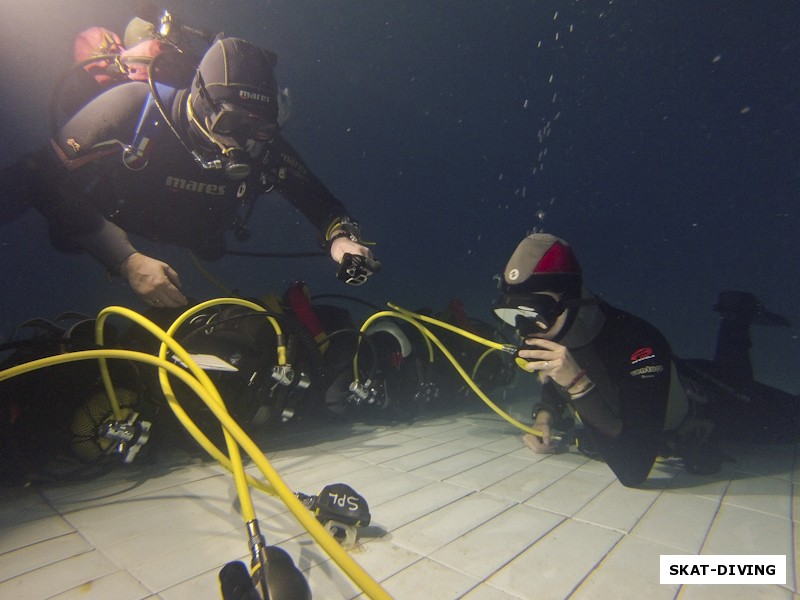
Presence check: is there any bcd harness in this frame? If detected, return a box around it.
[123,83,177,171]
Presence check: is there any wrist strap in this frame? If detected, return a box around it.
[532,407,552,422]
[325,217,361,242]
[327,230,359,247]
[569,381,596,400]
[561,369,587,392]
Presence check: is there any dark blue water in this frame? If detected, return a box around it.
[1,1,798,390]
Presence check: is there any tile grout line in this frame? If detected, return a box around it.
[671,474,733,600]
[564,531,626,600]
[694,475,732,553]
[426,507,567,600]
[555,476,644,599]
[409,450,514,481]
[412,475,623,598]
[574,481,665,537]
[4,402,794,600]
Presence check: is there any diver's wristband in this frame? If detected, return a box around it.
[327,230,359,247]
[325,216,361,242]
[532,406,553,423]
[560,370,587,392]
[569,381,596,400]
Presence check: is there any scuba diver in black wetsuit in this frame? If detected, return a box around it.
[493,233,796,487]
[24,18,379,308]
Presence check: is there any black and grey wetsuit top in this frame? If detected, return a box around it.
[32,81,350,268]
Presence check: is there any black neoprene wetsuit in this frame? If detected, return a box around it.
[534,303,799,486]
[30,80,352,270]
[534,303,673,487]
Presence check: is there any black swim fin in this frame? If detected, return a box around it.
[713,290,791,328]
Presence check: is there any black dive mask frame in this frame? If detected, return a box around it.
[145,51,261,181]
[493,293,571,336]
[207,102,277,140]
[191,70,279,180]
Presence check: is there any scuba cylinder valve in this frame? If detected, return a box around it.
[347,378,378,405]
[97,411,151,463]
[271,364,310,389]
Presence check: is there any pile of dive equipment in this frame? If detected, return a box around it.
[0,285,519,483]
[0,291,540,599]
[0,6,541,598]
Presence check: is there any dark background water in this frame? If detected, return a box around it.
[1,1,798,391]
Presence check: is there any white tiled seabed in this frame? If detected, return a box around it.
[1,394,797,600]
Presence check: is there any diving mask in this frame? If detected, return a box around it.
[493,293,569,336]
[207,103,277,141]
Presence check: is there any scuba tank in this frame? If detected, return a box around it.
[0,314,148,483]
[50,8,211,138]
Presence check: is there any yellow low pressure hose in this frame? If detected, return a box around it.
[94,307,267,489]
[96,306,262,522]
[3,296,547,600]
[159,298,286,523]
[89,303,391,599]
[388,303,512,352]
[354,310,435,382]
[0,347,252,487]
[160,297,288,366]
[357,304,544,438]
[0,345,393,598]
[471,347,499,380]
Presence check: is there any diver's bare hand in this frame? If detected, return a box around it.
[120,252,188,307]
[523,410,560,454]
[517,337,583,388]
[329,235,372,263]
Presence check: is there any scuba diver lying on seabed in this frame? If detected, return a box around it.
[493,233,797,487]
